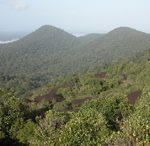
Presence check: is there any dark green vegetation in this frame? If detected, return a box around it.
[0,46,150,145]
[1,25,150,96]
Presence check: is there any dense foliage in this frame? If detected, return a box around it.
[1,26,150,97]
[0,26,150,145]
[1,48,150,145]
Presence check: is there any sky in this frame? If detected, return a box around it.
[0,0,150,35]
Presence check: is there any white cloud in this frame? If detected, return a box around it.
[1,0,29,11]
[0,39,18,44]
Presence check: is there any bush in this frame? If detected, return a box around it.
[107,89,150,145]
[58,109,109,146]
[0,95,25,139]
[17,120,36,144]
[31,110,71,146]
[82,94,132,130]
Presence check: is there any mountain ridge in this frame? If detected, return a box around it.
[0,25,150,95]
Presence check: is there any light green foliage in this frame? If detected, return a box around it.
[31,110,71,146]
[17,120,36,144]
[58,109,109,146]
[107,88,150,145]
[0,93,25,139]
[82,93,132,130]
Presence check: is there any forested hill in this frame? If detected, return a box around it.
[75,27,150,65]
[0,47,150,146]
[78,33,105,44]
[0,25,78,76]
[0,25,150,96]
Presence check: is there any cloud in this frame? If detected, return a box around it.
[0,39,18,44]
[1,0,29,11]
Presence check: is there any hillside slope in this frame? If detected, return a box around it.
[0,25,78,76]
[0,26,150,95]
[1,33,150,146]
[73,27,150,67]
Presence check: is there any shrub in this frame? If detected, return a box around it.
[58,109,109,146]
[107,89,150,145]
[82,94,132,130]
[17,120,36,144]
[31,110,71,146]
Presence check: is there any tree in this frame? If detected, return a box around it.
[0,94,25,139]
[58,109,109,146]
[31,110,71,146]
[17,120,36,144]
[107,89,150,145]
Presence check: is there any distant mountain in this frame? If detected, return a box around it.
[78,27,150,51]
[1,25,78,53]
[73,27,150,67]
[18,25,78,51]
[0,25,150,95]
[0,25,78,75]
[78,33,105,44]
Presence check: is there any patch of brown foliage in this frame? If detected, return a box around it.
[127,90,141,105]
[95,72,107,78]
[35,90,65,103]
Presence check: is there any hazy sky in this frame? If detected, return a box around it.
[0,0,150,34]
